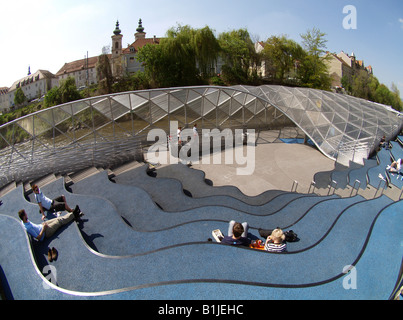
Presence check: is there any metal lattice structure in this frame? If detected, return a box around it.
[0,85,402,188]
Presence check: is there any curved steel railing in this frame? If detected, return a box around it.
[0,85,402,188]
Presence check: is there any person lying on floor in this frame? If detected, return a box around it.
[387,158,402,173]
[221,221,251,247]
[18,208,83,242]
[31,184,76,221]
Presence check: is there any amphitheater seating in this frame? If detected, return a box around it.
[347,158,378,190]
[1,142,402,300]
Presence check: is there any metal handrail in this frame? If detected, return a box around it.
[291,180,298,193]
[328,180,338,195]
[350,180,361,197]
[374,178,387,198]
[308,181,316,194]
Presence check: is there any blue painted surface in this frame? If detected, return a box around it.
[0,164,402,300]
[367,148,392,188]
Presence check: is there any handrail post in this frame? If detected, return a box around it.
[308,181,316,194]
[350,180,361,197]
[374,178,386,198]
[291,180,298,193]
[327,180,337,195]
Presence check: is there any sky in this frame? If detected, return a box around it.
[1,0,402,95]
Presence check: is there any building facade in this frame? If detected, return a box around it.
[0,69,58,112]
[326,51,373,90]
[56,55,99,89]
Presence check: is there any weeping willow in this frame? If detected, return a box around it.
[162,25,220,82]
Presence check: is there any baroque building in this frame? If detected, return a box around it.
[111,19,161,78]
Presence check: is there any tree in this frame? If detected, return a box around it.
[298,28,331,90]
[300,27,328,57]
[351,70,372,100]
[44,86,61,107]
[14,88,27,107]
[59,76,81,103]
[96,54,113,94]
[137,24,221,87]
[137,41,177,88]
[162,25,199,86]
[390,83,403,112]
[374,84,393,106]
[341,75,352,94]
[192,26,221,79]
[218,29,256,84]
[262,35,304,82]
[44,77,81,108]
[112,71,150,92]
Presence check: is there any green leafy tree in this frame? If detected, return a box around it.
[137,41,177,87]
[44,86,61,107]
[112,71,150,92]
[44,77,81,107]
[137,24,220,87]
[262,35,304,82]
[59,76,81,103]
[163,25,199,86]
[374,84,392,106]
[192,26,221,79]
[351,70,372,100]
[14,87,27,107]
[218,29,256,84]
[299,28,331,90]
[341,75,352,94]
[390,83,403,112]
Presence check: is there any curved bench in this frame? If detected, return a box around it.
[331,161,363,190]
[1,171,401,300]
[0,196,400,297]
[111,167,339,216]
[348,158,378,190]
[154,164,289,205]
[113,163,290,211]
[367,148,392,188]
[1,197,401,300]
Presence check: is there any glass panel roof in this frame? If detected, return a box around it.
[0,85,402,187]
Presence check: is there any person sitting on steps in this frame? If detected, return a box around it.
[221,220,251,247]
[264,228,287,252]
[31,184,76,221]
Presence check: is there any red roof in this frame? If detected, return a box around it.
[56,55,108,76]
[122,37,160,54]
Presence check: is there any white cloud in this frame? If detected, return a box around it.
[399,18,403,28]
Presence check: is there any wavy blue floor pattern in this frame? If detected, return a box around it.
[0,163,402,300]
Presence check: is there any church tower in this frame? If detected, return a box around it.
[134,19,146,41]
[111,20,124,77]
